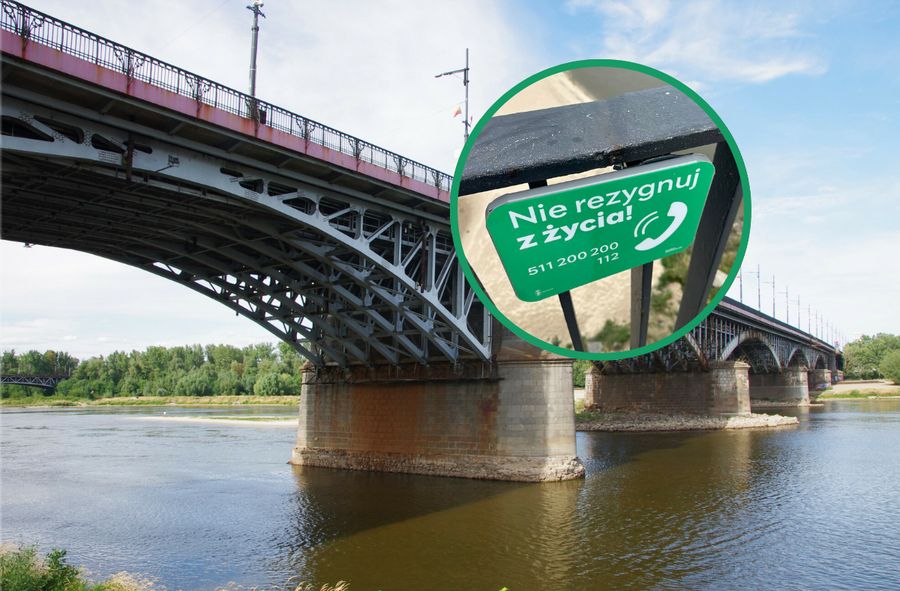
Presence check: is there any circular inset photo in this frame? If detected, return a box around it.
[451,60,750,359]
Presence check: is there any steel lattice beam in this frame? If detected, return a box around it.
[1,96,491,367]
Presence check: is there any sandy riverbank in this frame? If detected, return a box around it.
[751,401,824,408]
[577,412,798,432]
[133,415,298,427]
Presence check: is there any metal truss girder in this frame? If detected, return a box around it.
[598,298,837,375]
[1,98,491,366]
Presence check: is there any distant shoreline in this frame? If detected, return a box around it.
[132,415,297,427]
[0,395,298,408]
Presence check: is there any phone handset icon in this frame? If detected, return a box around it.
[634,201,688,251]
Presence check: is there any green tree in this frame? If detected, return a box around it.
[253,371,297,396]
[879,350,900,384]
[572,359,592,388]
[844,334,900,379]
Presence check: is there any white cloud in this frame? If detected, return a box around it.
[567,0,826,85]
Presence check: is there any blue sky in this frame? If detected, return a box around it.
[2,0,898,357]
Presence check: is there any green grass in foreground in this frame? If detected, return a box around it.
[0,395,299,408]
[0,546,149,591]
[818,388,900,399]
[0,546,353,591]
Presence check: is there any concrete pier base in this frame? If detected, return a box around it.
[750,367,810,406]
[290,356,584,482]
[585,360,751,416]
[808,368,833,391]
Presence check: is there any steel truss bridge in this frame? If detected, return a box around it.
[1,1,838,372]
[0,374,65,389]
[599,297,840,375]
[1,0,489,367]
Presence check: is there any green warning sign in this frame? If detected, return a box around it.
[485,154,715,302]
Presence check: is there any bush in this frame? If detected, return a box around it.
[253,372,297,396]
[572,359,592,388]
[879,350,900,384]
[1,547,82,591]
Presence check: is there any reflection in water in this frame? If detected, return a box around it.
[2,402,900,590]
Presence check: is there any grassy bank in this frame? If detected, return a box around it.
[0,394,299,408]
[818,388,900,399]
[0,545,355,591]
[0,546,150,591]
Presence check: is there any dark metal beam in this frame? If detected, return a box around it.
[460,86,722,195]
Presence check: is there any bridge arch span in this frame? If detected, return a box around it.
[786,347,810,369]
[720,331,781,373]
[1,97,491,367]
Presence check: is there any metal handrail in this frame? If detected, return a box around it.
[0,0,453,194]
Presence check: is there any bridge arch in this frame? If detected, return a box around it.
[813,354,827,370]
[1,97,490,367]
[785,347,810,369]
[720,331,781,373]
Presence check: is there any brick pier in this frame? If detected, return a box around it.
[290,333,584,482]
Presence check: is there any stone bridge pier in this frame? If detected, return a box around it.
[808,368,833,391]
[290,328,585,482]
[584,360,751,416]
[749,366,810,406]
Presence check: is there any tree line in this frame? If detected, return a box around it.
[843,333,900,382]
[0,343,306,399]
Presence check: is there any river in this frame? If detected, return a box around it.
[2,400,899,590]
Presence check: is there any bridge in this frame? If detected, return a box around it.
[1,1,839,482]
[585,297,842,414]
[0,374,66,390]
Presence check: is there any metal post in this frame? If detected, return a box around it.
[675,142,741,329]
[762,275,775,318]
[784,286,789,324]
[464,48,470,141]
[747,264,761,310]
[435,49,471,145]
[630,263,653,349]
[247,1,265,97]
[738,269,743,302]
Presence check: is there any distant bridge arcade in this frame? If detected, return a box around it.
[0,374,66,390]
[585,297,842,414]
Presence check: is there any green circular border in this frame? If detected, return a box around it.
[450,59,751,361]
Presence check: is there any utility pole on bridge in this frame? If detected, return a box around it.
[745,264,761,310]
[436,48,471,144]
[778,286,790,325]
[247,0,265,98]
[762,274,775,318]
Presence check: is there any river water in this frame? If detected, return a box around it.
[2,401,899,590]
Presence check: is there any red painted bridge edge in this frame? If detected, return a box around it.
[1,29,450,203]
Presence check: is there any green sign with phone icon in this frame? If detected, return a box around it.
[485,154,715,302]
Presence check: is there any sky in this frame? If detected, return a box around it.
[1,0,898,358]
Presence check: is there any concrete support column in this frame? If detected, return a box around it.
[749,366,810,405]
[584,363,601,408]
[709,361,752,415]
[808,368,833,391]
[591,360,750,416]
[290,358,584,482]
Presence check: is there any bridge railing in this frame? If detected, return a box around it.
[0,0,453,194]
